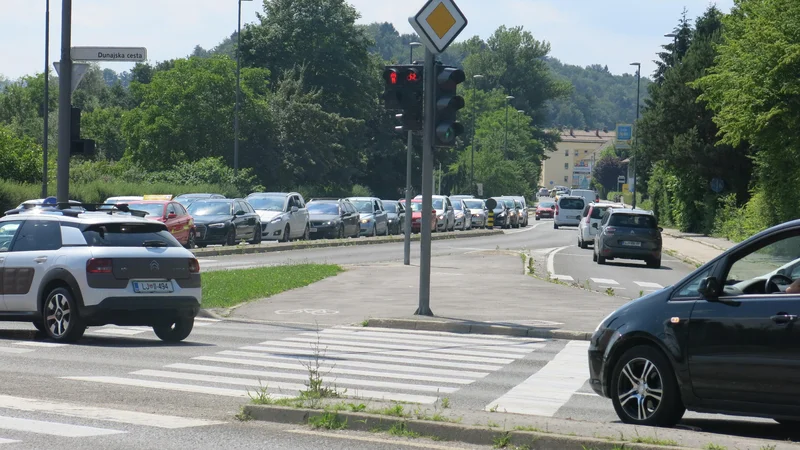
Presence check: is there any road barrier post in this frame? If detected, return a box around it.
[487,210,494,228]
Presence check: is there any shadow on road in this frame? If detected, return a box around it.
[0,329,214,348]
[678,417,800,444]
[602,261,675,271]
[433,316,562,331]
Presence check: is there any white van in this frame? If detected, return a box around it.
[570,189,597,206]
[554,195,586,229]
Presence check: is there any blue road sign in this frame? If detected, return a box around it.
[549,181,554,185]
[710,178,724,193]
[616,124,632,141]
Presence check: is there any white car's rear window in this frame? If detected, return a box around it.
[82,223,180,247]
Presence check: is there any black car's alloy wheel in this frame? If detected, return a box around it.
[225,229,236,246]
[43,287,86,342]
[153,317,194,342]
[250,226,262,245]
[611,346,684,427]
[337,225,344,239]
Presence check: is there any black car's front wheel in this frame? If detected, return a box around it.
[610,345,685,427]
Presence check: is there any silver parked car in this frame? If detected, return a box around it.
[347,197,389,237]
[247,192,310,242]
[463,198,488,228]
[452,198,473,231]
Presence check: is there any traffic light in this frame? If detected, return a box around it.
[382,64,423,132]
[434,65,466,147]
[69,107,95,157]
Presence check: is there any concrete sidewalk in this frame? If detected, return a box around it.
[661,228,736,267]
[226,250,629,337]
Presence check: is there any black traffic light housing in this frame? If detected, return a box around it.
[434,65,466,147]
[69,107,95,157]
[382,64,423,132]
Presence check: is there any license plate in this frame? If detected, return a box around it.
[133,281,174,294]
[621,241,642,247]
[310,228,317,232]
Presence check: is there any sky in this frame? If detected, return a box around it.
[0,0,735,81]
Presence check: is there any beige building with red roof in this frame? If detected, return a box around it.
[540,128,616,190]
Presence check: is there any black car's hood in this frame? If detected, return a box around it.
[604,287,675,331]
[386,212,400,220]
[310,214,340,221]
[193,214,233,224]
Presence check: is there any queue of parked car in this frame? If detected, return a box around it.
[9,192,531,249]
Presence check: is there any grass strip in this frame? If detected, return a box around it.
[201,264,343,308]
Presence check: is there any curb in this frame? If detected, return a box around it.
[365,318,593,341]
[661,230,730,252]
[663,248,704,268]
[190,229,503,257]
[242,405,675,450]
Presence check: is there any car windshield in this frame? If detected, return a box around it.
[452,201,463,211]
[82,223,180,247]
[609,214,657,228]
[539,202,555,208]
[188,202,231,216]
[351,201,374,214]
[383,202,398,213]
[308,203,339,215]
[464,200,483,209]
[247,196,285,211]
[503,200,515,208]
[432,199,443,209]
[590,206,610,219]
[559,198,585,210]
[128,203,165,217]
[410,202,423,212]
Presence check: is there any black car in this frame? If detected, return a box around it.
[590,219,800,428]
[306,199,360,239]
[489,198,510,229]
[187,199,261,247]
[383,200,406,235]
[593,208,663,268]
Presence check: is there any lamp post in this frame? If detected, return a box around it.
[43,0,50,197]
[470,74,483,195]
[234,0,253,178]
[664,33,678,66]
[403,42,422,266]
[504,95,514,157]
[630,62,641,209]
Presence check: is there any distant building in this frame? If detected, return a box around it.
[540,128,616,190]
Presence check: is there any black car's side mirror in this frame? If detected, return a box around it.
[235,210,246,216]
[698,276,720,300]
[592,223,598,229]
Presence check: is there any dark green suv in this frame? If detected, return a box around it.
[592,209,663,268]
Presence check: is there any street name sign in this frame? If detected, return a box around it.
[409,0,468,54]
[615,123,632,149]
[71,47,147,62]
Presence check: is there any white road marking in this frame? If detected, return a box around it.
[90,327,147,336]
[0,438,19,444]
[12,342,66,348]
[132,369,440,404]
[504,222,543,234]
[0,394,222,429]
[484,340,590,416]
[162,364,460,393]
[332,326,542,344]
[601,286,625,290]
[573,392,599,397]
[634,281,664,289]
[194,317,221,323]
[0,415,124,437]
[0,348,34,354]
[194,355,489,379]
[287,428,466,449]
[550,274,574,281]
[312,331,543,353]
[546,246,570,277]
[590,278,618,285]
[62,376,263,398]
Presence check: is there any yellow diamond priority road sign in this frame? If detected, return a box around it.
[409,0,468,54]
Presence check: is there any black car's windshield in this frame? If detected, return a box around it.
[464,200,483,209]
[351,201,374,214]
[188,201,231,216]
[128,203,165,217]
[307,203,339,215]
[432,199,444,210]
[609,214,657,228]
[503,199,515,208]
[410,202,423,212]
[383,202,398,213]
[247,196,285,211]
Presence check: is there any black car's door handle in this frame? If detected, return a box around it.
[771,314,798,324]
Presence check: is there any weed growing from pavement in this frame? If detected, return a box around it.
[234,407,252,421]
[387,422,420,438]
[487,420,500,428]
[513,425,543,433]
[489,404,499,412]
[492,431,511,448]
[605,287,615,296]
[631,436,678,446]
[298,332,343,407]
[704,444,727,450]
[760,445,777,450]
[441,397,450,409]
[308,411,347,430]
[360,319,369,327]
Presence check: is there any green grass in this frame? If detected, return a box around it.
[201,264,343,308]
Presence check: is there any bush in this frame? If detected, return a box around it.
[713,190,770,242]
[605,190,643,206]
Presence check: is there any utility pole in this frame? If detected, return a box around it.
[470,74,482,195]
[416,48,436,317]
[56,0,72,203]
[630,62,641,209]
[42,0,50,198]
[504,95,514,157]
[404,42,422,266]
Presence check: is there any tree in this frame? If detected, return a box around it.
[0,124,42,183]
[592,152,625,193]
[82,107,126,160]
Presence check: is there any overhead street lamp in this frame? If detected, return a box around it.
[234,0,253,178]
[630,62,641,209]
[470,74,483,195]
[504,95,514,157]
[402,42,423,266]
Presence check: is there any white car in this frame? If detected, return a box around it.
[463,198,488,228]
[247,192,310,242]
[0,206,202,342]
[553,195,586,229]
[577,202,624,248]
[452,199,473,231]
[415,195,454,231]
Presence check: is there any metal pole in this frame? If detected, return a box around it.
[504,102,509,157]
[56,0,72,204]
[404,129,413,266]
[234,0,242,177]
[415,48,435,317]
[470,82,476,194]
[42,0,50,198]
[632,68,641,209]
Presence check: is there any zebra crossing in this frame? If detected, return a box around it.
[62,326,547,405]
[0,393,222,445]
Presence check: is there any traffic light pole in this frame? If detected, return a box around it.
[403,130,412,266]
[56,0,72,203]
[415,48,436,317]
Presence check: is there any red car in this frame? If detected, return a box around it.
[127,200,196,248]
[535,200,556,220]
[400,199,436,233]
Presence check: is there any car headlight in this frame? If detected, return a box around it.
[388,219,395,223]
[208,223,226,228]
[595,311,616,332]
[270,216,283,223]
[324,221,333,226]
[438,215,444,220]
[361,218,371,224]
